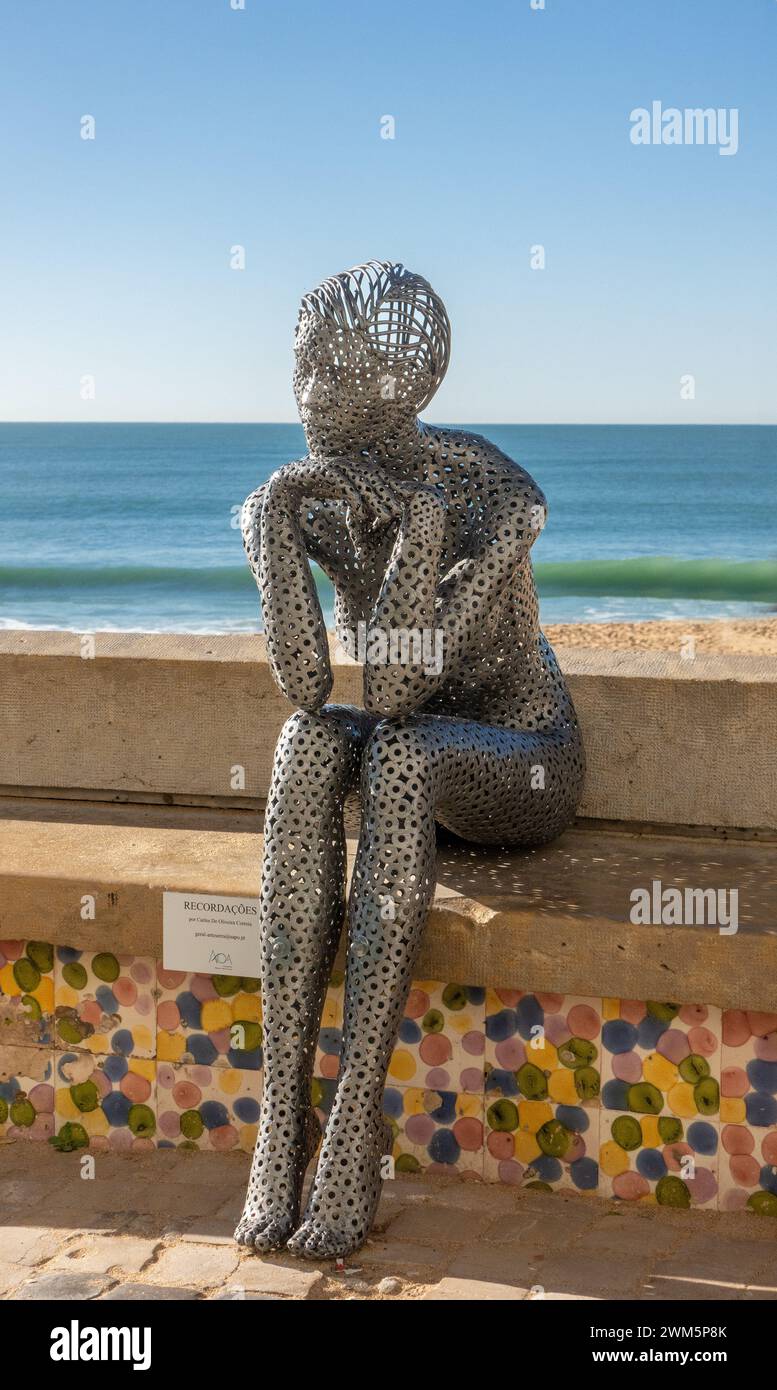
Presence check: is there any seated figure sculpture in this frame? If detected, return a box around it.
[236,261,585,1259]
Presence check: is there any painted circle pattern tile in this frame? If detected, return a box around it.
[485,990,602,1108]
[601,1000,721,1118]
[0,940,55,1045]
[384,1086,484,1176]
[53,1050,157,1152]
[55,949,155,1058]
[156,1062,261,1151]
[599,1110,719,1208]
[156,969,262,1070]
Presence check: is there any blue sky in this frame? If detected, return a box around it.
[1,0,775,424]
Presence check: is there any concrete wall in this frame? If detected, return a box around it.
[1,631,775,829]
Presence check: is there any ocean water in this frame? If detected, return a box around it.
[0,423,775,632]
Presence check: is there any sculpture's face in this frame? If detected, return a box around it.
[293,311,431,454]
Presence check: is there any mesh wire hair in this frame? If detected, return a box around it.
[299,260,451,411]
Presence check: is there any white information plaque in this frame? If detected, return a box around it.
[162,891,261,976]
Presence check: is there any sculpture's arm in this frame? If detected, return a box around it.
[364,481,545,716]
[241,459,402,710]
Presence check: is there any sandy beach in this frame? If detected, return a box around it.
[545,617,777,655]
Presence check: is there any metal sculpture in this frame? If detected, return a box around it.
[236,261,584,1259]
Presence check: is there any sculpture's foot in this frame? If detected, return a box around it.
[286,1109,392,1260]
[234,1105,321,1253]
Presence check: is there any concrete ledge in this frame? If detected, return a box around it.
[2,798,774,1011]
[1,630,776,830]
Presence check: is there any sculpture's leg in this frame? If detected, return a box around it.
[235,705,368,1251]
[288,715,583,1259]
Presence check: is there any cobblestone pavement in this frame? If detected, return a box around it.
[2,1145,777,1302]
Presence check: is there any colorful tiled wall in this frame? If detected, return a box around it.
[2,938,777,1217]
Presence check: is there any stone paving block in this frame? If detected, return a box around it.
[180,1218,236,1244]
[2,1224,69,1265]
[535,1251,644,1300]
[225,1259,323,1299]
[360,1239,446,1270]
[15,1270,114,1300]
[448,1244,542,1288]
[482,1207,597,1248]
[385,1201,494,1245]
[0,1261,26,1296]
[143,1240,241,1286]
[50,1234,160,1276]
[100,1282,204,1300]
[423,1275,528,1300]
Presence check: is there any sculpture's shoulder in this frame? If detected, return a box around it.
[422,424,545,511]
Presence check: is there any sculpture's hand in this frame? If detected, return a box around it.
[269,457,402,561]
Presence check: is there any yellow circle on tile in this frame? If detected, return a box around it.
[518,1100,554,1133]
[548,1069,579,1105]
[201,1000,233,1033]
[157,1032,186,1063]
[513,1129,542,1164]
[643,1053,678,1092]
[600,1140,630,1178]
[720,1096,746,1124]
[667,1081,697,1117]
[388,1050,417,1082]
[232,993,261,1023]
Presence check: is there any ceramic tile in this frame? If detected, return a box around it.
[0,939,55,1045]
[156,1062,261,1152]
[156,968,262,1070]
[54,947,155,1058]
[484,1095,599,1191]
[53,1050,157,1152]
[383,1085,485,1177]
[0,1044,55,1140]
[719,1120,777,1215]
[388,981,486,1093]
[599,1110,719,1207]
[601,1000,721,1118]
[485,989,602,1106]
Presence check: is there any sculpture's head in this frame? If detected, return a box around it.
[293,260,450,453]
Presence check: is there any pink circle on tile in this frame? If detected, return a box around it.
[747,1012,777,1039]
[158,1110,181,1138]
[210,1124,239,1151]
[754,1034,777,1062]
[687,1168,717,1204]
[157,1002,180,1032]
[88,1135,110,1152]
[405,1113,435,1145]
[567,1134,586,1162]
[544,1014,571,1046]
[453,1116,484,1151]
[722,1123,754,1155]
[425,1068,451,1090]
[462,1029,484,1057]
[535,993,565,1013]
[730,1153,760,1187]
[0,940,24,960]
[30,1115,54,1140]
[113,978,138,1007]
[188,1066,212,1087]
[494,989,522,1007]
[109,1129,133,1151]
[28,1083,54,1110]
[131,1137,155,1152]
[190,975,218,1003]
[120,1072,151,1103]
[721,1066,749,1098]
[495,1037,526,1069]
[722,1010,750,1047]
[656,1029,690,1063]
[80,1000,102,1026]
[157,1064,176,1090]
[687,1026,717,1057]
[663,1142,692,1172]
[131,962,153,985]
[92,1070,112,1099]
[498,1159,524,1185]
[567,1004,600,1040]
[420,1033,452,1066]
[157,969,186,991]
[460,1067,484,1093]
[613,1171,650,1200]
[761,1132,777,1165]
[487,1130,514,1159]
[404,988,430,1019]
[720,1188,748,1212]
[620,1000,647,1025]
[134,995,153,1018]
[172,1081,202,1110]
[678,1005,708,1026]
[319,1054,338,1079]
[209,1028,231,1055]
[613,1051,643,1083]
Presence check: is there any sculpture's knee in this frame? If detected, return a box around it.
[362,718,439,807]
[275,708,359,789]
